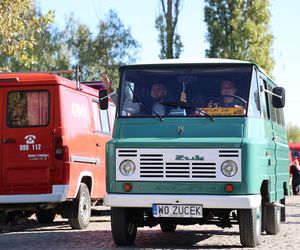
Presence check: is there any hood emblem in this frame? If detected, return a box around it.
[177,126,184,135]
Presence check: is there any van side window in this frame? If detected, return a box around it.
[100,109,110,134]
[268,84,278,123]
[259,78,270,120]
[7,91,49,127]
[276,107,285,126]
[248,68,261,117]
[92,101,101,133]
[269,83,285,126]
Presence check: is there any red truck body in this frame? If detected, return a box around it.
[0,73,115,228]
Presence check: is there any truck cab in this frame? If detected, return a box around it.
[102,59,289,247]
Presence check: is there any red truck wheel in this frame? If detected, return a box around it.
[68,183,91,229]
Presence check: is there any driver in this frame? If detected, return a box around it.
[208,80,244,108]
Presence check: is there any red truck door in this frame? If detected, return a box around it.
[1,87,54,195]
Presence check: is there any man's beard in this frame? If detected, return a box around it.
[151,96,163,102]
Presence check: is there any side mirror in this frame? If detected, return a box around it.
[99,89,108,110]
[272,87,285,108]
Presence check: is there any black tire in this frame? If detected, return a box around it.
[239,207,261,247]
[280,198,286,222]
[36,209,56,223]
[0,212,9,225]
[160,222,177,232]
[265,203,281,235]
[111,207,137,246]
[68,183,91,229]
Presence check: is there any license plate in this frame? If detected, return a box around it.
[152,204,203,218]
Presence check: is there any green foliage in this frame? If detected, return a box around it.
[286,124,300,143]
[204,0,274,75]
[68,10,140,84]
[0,3,139,85]
[0,0,54,72]
[155,0,183,59]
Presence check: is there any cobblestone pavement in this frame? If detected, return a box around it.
[0,195,300,250]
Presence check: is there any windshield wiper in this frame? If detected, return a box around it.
[161,101,215,121]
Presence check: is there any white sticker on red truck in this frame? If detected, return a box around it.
[71,103,88,120]
[28,154,49,160]
[19,135,42,151]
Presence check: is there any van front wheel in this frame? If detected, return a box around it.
[111,207,137,246]
[68,183,91,229]
[238,207,261,247]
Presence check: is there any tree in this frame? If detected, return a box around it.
[1,3,139,84]
[0,0,54,72]
[204,0,274,75]
[155,0,183,59]
[6,10,71,72]
[69,10,140,84]
[287,124,300,143]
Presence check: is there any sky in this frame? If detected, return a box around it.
[36,0,300,127]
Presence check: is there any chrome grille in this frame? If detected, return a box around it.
[116,148,241,182]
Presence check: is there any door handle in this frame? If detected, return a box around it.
[1,138,17,143]
[96,143,101,147]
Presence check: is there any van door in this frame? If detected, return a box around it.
[259,76,277,198]
[1,87,54,195]
[267,81,289,199]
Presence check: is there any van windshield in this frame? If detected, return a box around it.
[119,65,253,118]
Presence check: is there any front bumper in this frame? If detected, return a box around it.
[104,194,261,209]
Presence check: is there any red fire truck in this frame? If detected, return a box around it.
[0,72,115,229]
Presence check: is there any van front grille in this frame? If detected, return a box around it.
[116,148,241,182]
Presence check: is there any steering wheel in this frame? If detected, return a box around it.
[221,94,247,106]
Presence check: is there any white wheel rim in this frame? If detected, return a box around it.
[80,192,89,222]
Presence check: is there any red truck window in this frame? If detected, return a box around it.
[7,90,49,127]
[92,101,102,133]
[100,109,110,134]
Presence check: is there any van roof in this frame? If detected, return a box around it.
[0,72,98,96]
[121,58,268,77]
[130,58,251,65]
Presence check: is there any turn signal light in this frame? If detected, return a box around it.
[225,184,234,193]
[123,183,132,192]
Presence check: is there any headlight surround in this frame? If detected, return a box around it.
[221,160,238,177]
[119,160,136,176]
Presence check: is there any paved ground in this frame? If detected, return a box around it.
[0,195,300,249]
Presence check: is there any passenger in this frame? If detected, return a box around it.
[150,83,168,116]
[101,74,168,116]
[290,157,300,195]
[101,74,117,104]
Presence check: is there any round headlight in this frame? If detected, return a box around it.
[119,160,136,176]
[221,160,238,177]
